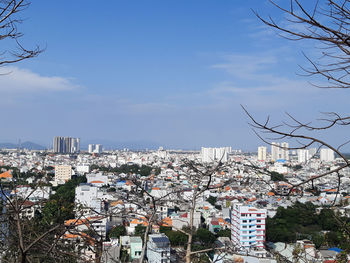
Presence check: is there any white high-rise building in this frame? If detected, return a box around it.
[271,142,289,161]
[320,148,335,162]
[281,142,289,160]
[257,146,267,161]
[271,142,279,161]
[231,203,266,250]
[88,144,94,153]
[88,144,103,154]
[297,149,310,163]
[201,147,230,163]
[95,144,102,154]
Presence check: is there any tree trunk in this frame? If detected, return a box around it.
[185,193,196,263]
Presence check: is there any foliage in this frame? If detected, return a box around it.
[90,164,160,176]
[109,225,126,239]
[193,228,216,246]
[42,175,87,224]
[134,225,146,238]
[267,202,350,250]
[163,230,188,246]
[206,196,217,206]
[270,171,286,182]
[217,229,231,238]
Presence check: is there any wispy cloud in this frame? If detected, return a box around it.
[0,67,81,93]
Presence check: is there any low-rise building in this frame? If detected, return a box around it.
[147,234,170,263]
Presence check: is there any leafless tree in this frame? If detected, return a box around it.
[0,0,42,66]
[245,0,350,258]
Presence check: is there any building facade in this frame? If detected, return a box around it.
[320,148,335,162]
[231,203,266,250]
[271,142,289,161]
[53,136,80,153]
[257,146,267,161]
[54,165,72,182]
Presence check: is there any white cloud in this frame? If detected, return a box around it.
[0,67,81,93]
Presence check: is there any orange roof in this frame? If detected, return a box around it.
[90,180,104,184]
[64,216,102,226]
[225,186,230,191]
[203,206,209,210]
[0,171,12,179]
[65,219,88,226]
[152,187,160,190]
[324,189,337,192]
[130,218,148,226]
[267,192,275,196]
[161,217,172,227]
[110,200,123,207]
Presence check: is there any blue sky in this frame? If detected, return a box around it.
[1,0,349,150]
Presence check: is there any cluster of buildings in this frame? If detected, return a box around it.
[53,136,80,154]
[0,143,347,262]
[201,147,232,163]
[88,144,103,154]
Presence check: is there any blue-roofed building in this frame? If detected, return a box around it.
[147,234,170,263]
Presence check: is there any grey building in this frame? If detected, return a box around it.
[53,136,80,153]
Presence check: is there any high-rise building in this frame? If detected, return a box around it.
[271,142,279,161]
[201,147,230,163]
[281,142,289,160]
[53,137,80,153]
[297,149,310,163]
[320,148,335,162]
[271,142,289,161]
[88,144,103,154]
[88,144,94,153]
[231,203,266,250]
[257,146,267,161]
[53,136,63,153]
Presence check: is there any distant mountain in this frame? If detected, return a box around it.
[0,141,45,150]
[81,139,161,150]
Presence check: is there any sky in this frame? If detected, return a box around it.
[1,0,350,150]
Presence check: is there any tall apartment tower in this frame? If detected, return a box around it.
[281,142,289,160]
[271,142,289,161]
[298,149,310,163]
[320,148,335,162]
[271,142,279,161]
[53,137,80,153]
[231,203,266,250]
[257,146,267,161]
[53,136,63,153]
[201,147,229,163]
